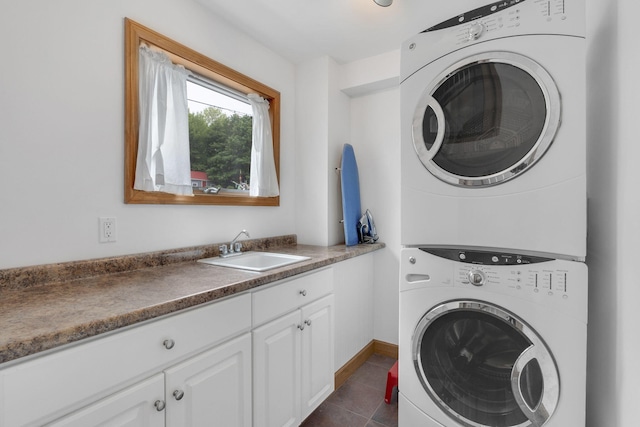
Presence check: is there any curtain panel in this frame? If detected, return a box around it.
[134,45,193,196]
[247,94,279,197]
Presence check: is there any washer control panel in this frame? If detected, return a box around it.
[404,247,587,322]
[421,247,573,298]
[455,263,571,297]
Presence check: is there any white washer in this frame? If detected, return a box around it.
[400,0,586,260]
[399,247,587,427]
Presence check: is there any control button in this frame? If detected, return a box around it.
[459,16,465,23]
[468,22,484,40]
[491,256,499,263]
[491,5,497,11]
[459,253,466,260]
[468,269,485,286]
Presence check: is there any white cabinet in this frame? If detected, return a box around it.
[300,296,334,419]
[47,333,252,427]
[165,333,252,427]
[45,374,166,427]
[252,268,334,427]
[0,294,252,427]
[252,311,301,427]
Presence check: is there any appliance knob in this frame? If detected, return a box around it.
[468,22,484,40]
[468,269,485,286]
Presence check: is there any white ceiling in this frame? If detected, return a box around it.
[194,0,482,64]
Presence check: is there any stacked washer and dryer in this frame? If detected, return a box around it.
[398,1,588,426]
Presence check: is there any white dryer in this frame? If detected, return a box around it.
[399,247,588,427]
[400,0,586,260]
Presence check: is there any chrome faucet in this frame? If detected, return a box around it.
[219,229,250,257]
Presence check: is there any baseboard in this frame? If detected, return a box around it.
[373,339,399,359]
[334,339,398,389]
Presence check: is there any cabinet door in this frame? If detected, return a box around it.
[164,333,252,427]
[46,374,165,427]
[300,295,335,420]
[252,311,301,427]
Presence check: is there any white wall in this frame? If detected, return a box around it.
[350,88,401,346]
[587,0,640,425]
[328,58,352,246]
[585,0,618,424]
[333,254,374,368]
[613,4,640,425]
[295,53,400,347]
[294,56,350,247]
[0,0,297,269]
[294,57,330,246]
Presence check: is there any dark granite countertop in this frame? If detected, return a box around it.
[0,236,384,365]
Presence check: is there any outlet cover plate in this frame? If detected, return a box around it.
[99,217,117,243]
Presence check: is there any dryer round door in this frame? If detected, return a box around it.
[412,51,560,187]
[412,300,559,427]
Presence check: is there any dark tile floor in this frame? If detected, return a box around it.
[301,354,398,427]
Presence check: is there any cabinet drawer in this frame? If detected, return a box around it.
[252,268,333,327]
[0,293,251,427]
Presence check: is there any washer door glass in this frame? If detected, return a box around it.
[413,301,559,427]
[412,52,560,187]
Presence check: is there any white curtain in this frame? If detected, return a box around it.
[247,94,279,197]
[134,45,193,196]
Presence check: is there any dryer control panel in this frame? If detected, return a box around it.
[400,0,585,82]
[424,0,570,33]
[428,0,576,47]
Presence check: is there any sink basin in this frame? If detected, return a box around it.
[198,252,311,272]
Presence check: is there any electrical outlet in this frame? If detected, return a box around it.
[99,217,117,243]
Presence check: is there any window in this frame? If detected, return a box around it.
[187,76,253,194]
[124,18,280,206]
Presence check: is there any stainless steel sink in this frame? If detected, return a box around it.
[198,252,311,272]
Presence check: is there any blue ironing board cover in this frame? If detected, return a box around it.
[340,144,362,246]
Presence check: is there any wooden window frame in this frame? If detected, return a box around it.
[124,18,280,206]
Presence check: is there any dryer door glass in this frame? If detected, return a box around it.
[413,52,560,187]
[413,301,559,427]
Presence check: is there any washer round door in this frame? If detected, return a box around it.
[412,51,560,187]
[413,300,559,427]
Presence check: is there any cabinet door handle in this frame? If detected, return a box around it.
[304,319,312,327]
[154,400,166,411]
[173,389,185,401]
[299,290,307,296]
[163,339,175,350]
[298,323,305,331]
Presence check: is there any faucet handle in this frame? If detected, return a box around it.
[234,242,243,253]
[219,244,228,255]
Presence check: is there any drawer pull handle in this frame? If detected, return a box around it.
[163,339,175,350]
[154,400,166,411]
[173,389,185,401]
[300,290,307,297]
[305,319,312,326]
[298,323,305,331]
